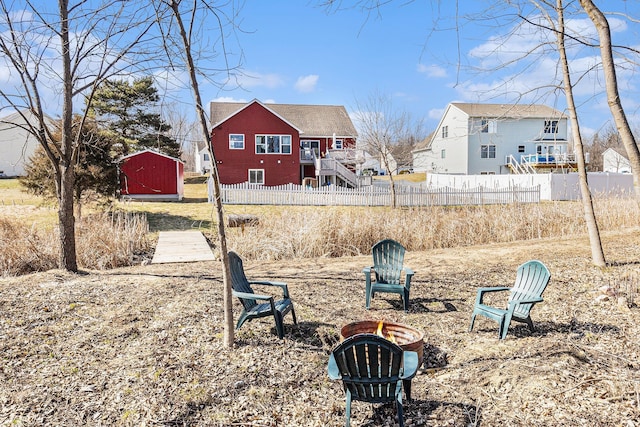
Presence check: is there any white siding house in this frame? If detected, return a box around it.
[195,145,212,174]
[602,148,631,173]
[413,103,573,175]
[0,110,51,177]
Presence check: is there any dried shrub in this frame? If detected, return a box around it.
[0,212,150,276]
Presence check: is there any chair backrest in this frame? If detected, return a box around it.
[331,334,404,403]
[228,251,257,311]
[509,260,551,317]
[372,239,405,285]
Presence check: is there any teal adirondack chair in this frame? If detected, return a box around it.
[328,334,419,427]
[228,251,297,339]
[364,239,414,311]
[469,260,551,340]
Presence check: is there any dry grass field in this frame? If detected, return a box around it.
[1,178,640,426]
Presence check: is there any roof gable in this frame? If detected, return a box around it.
[119,148,183,163]
[210,99,358,138]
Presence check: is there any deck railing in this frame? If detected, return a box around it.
[213,182,540,206]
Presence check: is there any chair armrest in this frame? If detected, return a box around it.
[327,353,341,380]
[248,280,290,298]
[475,286,511,305]
[232,290,273,301]
[401,351,419,379]
[404,268,415,290]
[362,266,373,275]
[477,286,510,294]
[509,296,543,308]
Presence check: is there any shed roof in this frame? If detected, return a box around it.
[119,148,183,163]
[452,103,567,119]
[210,99,358,138]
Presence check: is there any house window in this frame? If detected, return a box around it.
[481,119,497,133]
[255,135,292,154]
[481,144,496,159]
[229,134,245,149]
[333,139,343,149]
[544,120,559,134]
[248,169,264,184]
[301,140,320,160]
[203,153,210,161]
[518,145,525,153]
[441,149,446,158]
[442,126,448,138]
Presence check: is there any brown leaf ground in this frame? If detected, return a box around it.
[1,228,640,426]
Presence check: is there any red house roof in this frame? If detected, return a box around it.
[210,99,358,139]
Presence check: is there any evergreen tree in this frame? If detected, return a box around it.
[91,77,181,158]
[20,116,119,214]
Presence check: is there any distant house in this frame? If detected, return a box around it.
[195,145,212,175]
[119,149,184,201]
[209,99,359,187]
[413,103,578,175]
[0,109,53,177]
[602,148,631,173]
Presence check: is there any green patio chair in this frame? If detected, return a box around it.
[469,260,551,340]
[228,251,297,339]
[328,334,419,427]
[364,239,414,311]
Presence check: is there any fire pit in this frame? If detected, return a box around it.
[340,320,424,366]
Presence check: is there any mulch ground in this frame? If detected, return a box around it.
[1,228,640,426]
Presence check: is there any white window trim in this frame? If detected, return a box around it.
[229,134,245,150]
[480,144,496,159]
[255,134,292,154]
[248,169,264,184]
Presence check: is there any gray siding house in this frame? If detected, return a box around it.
[0,109,50,177]
[413,103,576,175]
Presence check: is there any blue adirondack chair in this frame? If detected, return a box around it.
[328,334,419,427]
[228,251,297,339]
[364,239,414,311]
[469,260,551,340]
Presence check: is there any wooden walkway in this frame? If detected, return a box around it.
[151,231,216,264]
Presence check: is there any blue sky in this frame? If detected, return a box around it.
[200,0,640,139]
[2,1,640,142]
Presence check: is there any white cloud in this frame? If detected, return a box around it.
[236,71,284,89]
[417,64,447,78]
[294,74,319,93]
[211,96,247,103]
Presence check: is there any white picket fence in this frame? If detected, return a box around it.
[212,182,540,206]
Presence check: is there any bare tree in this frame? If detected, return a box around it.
[154,0,243,348]
[0,1,157,271]
[546,0,606,266]
[579,0,640,198]
[353,91,423,208]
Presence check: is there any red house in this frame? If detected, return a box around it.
[209,99,359,187]
[119,149,184,201]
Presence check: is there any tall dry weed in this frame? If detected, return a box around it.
[1,212,150,277]
[228,198,640,260]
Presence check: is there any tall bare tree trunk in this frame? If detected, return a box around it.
[579,0,640,198]
[556,0,606,266]
[166,0,234,347]
[58,0,78,272]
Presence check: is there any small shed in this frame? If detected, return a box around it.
[119,149,184,201]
